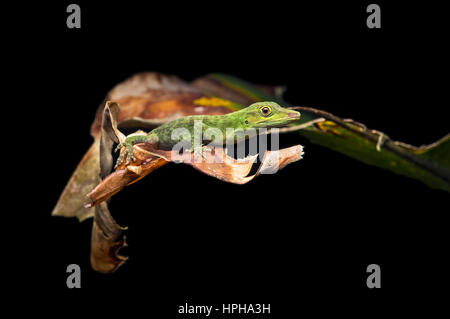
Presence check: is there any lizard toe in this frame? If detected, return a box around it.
[125,154,131,165]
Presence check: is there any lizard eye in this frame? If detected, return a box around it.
[260,106,272,117]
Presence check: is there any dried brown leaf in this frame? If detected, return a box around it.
[90,202,128,273]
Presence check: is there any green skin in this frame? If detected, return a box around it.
[115,101,301,167]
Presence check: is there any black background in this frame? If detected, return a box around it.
[12,0,449,316]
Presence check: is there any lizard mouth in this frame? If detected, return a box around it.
[287,112,300,120]
[266,123,292,129]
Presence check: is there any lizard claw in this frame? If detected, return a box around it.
[201,146,210,160]
[114,154,124,169]
[125,153,136,165]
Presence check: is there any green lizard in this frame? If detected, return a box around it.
[114,101,301,167]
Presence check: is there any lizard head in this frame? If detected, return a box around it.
[241,102,300,129]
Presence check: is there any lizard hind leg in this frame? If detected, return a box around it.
[192,144,212,162]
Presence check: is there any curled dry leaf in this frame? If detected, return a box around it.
[87,102,164,272]
[87,143,303,205]
[90,202,128,273]
[136,143,304,184]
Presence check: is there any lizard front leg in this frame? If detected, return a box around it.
[114,135,150,168]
